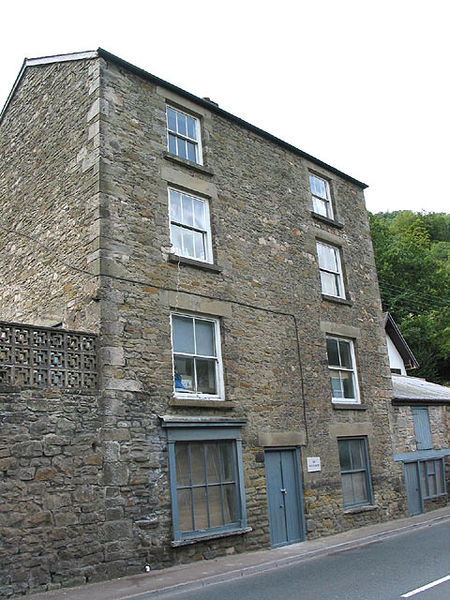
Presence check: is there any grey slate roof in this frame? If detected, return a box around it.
[392,374,450,404]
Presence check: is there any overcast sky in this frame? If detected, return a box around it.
[1,0,448,215]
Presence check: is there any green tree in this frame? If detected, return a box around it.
[369,211,450,384]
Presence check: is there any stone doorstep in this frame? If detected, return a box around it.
[25,507,450,600]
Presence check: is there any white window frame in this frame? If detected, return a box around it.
[168,187,213,264]
[170,312,224,401]
[317,241,346,299]
[326,336,360,404]
[310,173,334,219]
[166,105,203,165]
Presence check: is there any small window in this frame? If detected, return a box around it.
[326,336,360,403]
[171,313,224,399]
[317,242,345,298]
[310,174,333,219]
[166,106,202,164]
[338,437,373,508]
[168,188,213,263]
[420,459,446,499]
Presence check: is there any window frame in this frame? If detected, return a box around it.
[419,458,446,500]
[170,312,225,401]
[338,437,374,509]
[166,105,203,165]
[316,241,346,299]
[309,173,334,219]
[167,187,213,264]
[326,336,360,404]
[164,423,248,544]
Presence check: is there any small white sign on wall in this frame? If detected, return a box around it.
[307,457,321,472]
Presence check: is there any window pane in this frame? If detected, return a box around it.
[318,244,337,271]
[168,133,177,154]
[435,461,444,495]
[341,472,354,505]
[327,338,340,366]
[349,439,364,469]
[192,230,206,260]
[196,358,217,394]
[342,371,355,399]
[187,141,196,162]
[190,443,206,485]
[338,441,351,471]
[181,230,194,258]
[195,319,216,356]
[339,340,353,369]
[205,443,220,483]
[177,488,193,531]
[177,111,187,136]
[310,175,327,199]
[170,225,183,255]
[223,484,237,523]
[174,356,194,391]
[167,108,177,132]
[428,473,437,497]
[330,372,343,398]
[181,194,194,227]
[350,471,368,504]
[170,189,182,222]
[175,442,191,486]
[193,199,206,229]
[312,197,328,216]
[187,116,197,140]
[220,441,235,482]
[178,138,187,159]
[320,271,337,296]
[172,316,195,354]
[207,485,223,527]
[192,486,208,530]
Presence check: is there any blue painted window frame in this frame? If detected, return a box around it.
[419,458,446,500]
[163,422,247,543]
[338,437,374,509]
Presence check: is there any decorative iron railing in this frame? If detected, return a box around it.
[0,321,98,389]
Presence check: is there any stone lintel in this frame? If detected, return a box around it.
[258,431,306,447]
[320,320,361,339]
[160,290,232,318]
[161,164,217,197]
[329,423,372,438]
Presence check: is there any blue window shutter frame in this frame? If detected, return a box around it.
[412,407,432,450]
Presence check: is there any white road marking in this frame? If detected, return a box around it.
[401,574,450,597]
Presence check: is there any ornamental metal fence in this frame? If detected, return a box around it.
[0,321,98,389]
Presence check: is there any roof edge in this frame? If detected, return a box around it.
[384,312,420,370]
[96,48,368,189]
[0,50,98,124]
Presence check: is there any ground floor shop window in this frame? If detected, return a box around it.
[162,418,247,543]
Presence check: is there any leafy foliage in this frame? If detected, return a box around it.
[369,211,450,384]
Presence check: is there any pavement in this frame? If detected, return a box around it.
[26,506,450,600]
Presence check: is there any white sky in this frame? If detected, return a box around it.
[1,0,449,215]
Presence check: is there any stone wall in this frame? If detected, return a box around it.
[0,59,101,332]
[391,405,448,454]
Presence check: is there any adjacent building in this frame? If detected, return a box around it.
[1,49,409,596]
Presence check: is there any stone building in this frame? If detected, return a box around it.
[384,313,450,515]
[1,49,407,596]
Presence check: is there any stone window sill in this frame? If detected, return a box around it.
[311,211,344,229]
[322,294,353,307]
[168,253,223,273]
[332,403,367,411]
[171,526,252,547]
[169,398,235,409]
[163,152,214,176]
[343,504,378,515]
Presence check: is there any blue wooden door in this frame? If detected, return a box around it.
[264,449,305,548]
[404,461,423,515]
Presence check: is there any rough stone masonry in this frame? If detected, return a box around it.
[0,50,409,597]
